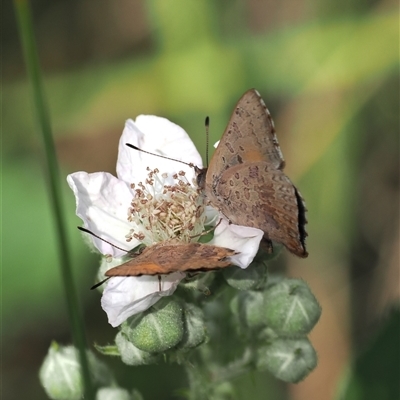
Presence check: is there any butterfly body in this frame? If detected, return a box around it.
[197,89,308,258]
[105,242,237,277]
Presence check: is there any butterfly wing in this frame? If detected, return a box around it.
[199,89,308,257]
[167,243,237,272]
[205,89,285,190]
[105,243,237,276]
[215,161,308,257]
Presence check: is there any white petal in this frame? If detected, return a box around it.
[116,119,147,184]
[204,205,219,225]
[67,171,140,257]
[209,218,263,268]
[117,116,202,184]
[101,273,185,327]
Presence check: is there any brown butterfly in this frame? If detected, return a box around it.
[196,89,308,258]
[105,241,237,277]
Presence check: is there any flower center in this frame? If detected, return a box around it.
[125,168,207,245]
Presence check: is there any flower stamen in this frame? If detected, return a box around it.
[126,169,206,245]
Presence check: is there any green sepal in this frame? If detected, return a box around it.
[223,261,267,291]
[115,332,161,366]
[257,337,318,383]
[263,279,321,336]
[230,290,266,331]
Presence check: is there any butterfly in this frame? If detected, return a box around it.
[196,89,308,258]
[104,241,237,278]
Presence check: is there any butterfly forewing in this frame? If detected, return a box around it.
[206,89,284,188]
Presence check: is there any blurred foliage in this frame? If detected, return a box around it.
[3,0,398,399]
[337,307,400,400]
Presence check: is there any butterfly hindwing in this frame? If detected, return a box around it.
[105,242,237,277]
[215,162,308,257]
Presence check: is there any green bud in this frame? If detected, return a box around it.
[39,342,110,400]
[115,332,160,366]
[96,387,144,400]
[257,337,317,383]
[177,303,207,350]
[212,382,236,400]
[230,290,265,330]
[130,389,144,400]
[121,298,184,353]
[263,279,321,336]
[96,387,131,400]
[39,343,83,400]
[223,261,267,290]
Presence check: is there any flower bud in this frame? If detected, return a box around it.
[115,332,161,366]
[96,387,133,400]
[263,279,321,336]
[130,389,144,400]
[256,337,317,382]
[212,382,235,399]
[223,261,267,290]
[121,297,184,353]
[230,290,265,330]
[177,303,207,350]
[39,342,110,400]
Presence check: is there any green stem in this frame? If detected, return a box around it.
[184,364,211,400]
[210,347,254,383]
[184,347,255,399]
[13,1,95,398]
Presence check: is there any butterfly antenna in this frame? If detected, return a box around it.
[205,116,210,167]
[126,144,194,168]
[77,226,129,253]
[90,277,110,290]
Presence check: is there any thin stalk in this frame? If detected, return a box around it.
[13,1,94,398]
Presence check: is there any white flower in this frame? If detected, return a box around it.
[67,115,263,327]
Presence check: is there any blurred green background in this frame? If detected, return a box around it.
[3,0,399,399]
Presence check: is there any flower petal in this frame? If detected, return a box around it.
[67,171,140,257]
[209,218,263,268]
[204,205,219,225]
[101,273,185,327]
[117,116,202,184]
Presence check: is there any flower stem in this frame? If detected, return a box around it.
[13,1,94,398]
[184,363,211,400]
[183,347,255,399]
[210,347,254,383]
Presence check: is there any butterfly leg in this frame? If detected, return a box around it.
[189,218,223,240]
[158,275,162,291]
[260,237,274,254]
